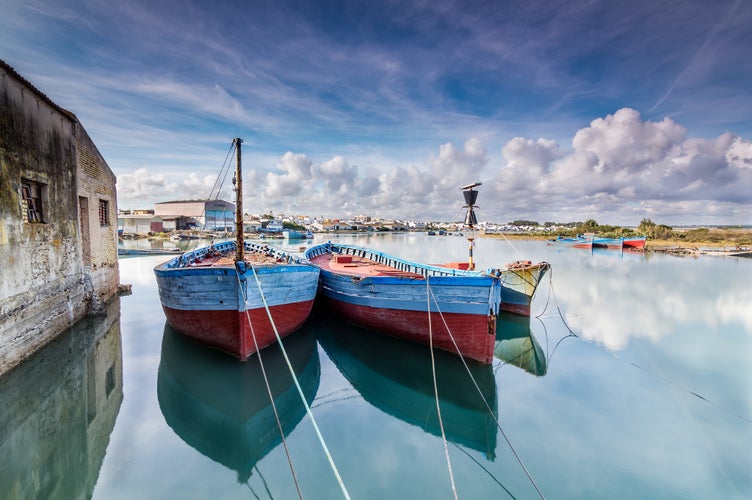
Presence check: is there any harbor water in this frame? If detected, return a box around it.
[1,232,750,499]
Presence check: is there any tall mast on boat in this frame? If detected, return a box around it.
[233,138,244,263]
[460,182,481,271]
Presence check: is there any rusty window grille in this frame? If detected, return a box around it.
[21,179,45,223]
[99,199,110,227]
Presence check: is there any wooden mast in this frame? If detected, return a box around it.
[234,138,244,263]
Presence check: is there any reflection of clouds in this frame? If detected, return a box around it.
[716,291,752,332]
[119,256,168,286]
[553,254,751,351]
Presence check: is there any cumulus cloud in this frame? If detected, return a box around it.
[262,152,314,198]
[488,108,752,224]
[117,108,750,224]
[117,168,169,199]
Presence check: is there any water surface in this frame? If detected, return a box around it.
[2,233,750,499]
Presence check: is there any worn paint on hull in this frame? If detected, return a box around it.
[496,263,549,316]
[623,237,647,249]
[307,243,500,364]
[162,300,315,360]
[154,240,319,360]
[320,296,496,364]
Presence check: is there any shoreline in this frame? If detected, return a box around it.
[479,232,752,256]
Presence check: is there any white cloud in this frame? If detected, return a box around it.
[486,108,752,224]
[117,168,169,199]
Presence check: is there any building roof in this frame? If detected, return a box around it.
[0,58,77,123]
[155,199,233,206]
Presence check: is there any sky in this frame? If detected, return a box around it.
[2,0,751,226]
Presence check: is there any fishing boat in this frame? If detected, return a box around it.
[592,237,624,250]
[495,260,550,316]
[623,236,647,249]
[157,322,319,483]
[315,316,497,458]
[305,242,501,364]
[547,235,594,249]
[154,138,320,360]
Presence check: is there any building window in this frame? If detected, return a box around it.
[21,179,46,223]
[99,199,110,227]
[105,365,115,397]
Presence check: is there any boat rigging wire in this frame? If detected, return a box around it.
[245,262,353,499]
[426,276,459,500]
[196,141,236,232]
[474,206,525,262]
[236,269,304,500]
[425,283,546,500]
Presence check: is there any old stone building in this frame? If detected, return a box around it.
[0,59,120,375]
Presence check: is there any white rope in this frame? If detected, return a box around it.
[236,271,304,499]
[245,262,352,500]
[426,276,459,500]
[425,284,546,500]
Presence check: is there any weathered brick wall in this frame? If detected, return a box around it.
[76,127,119,304]
[0,62,119,374]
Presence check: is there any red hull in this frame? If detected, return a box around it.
[623,239,646,249]
[162,300,315,360]
[321,297,496,364]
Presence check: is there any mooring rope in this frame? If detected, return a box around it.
[425,283,546,500]
[236,270,304,500]
[245,263,352,499]
[426,276,459,500]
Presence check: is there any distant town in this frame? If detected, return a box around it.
[117,198,589,237]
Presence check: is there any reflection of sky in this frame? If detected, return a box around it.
[105,237,752,497]
[540,252,752,351]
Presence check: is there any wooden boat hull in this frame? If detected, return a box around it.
[623,236,647,249]
[496,262,549,316]
[548,236,593,249]
[306,243,500,364]
[592,237,624,249]
[154,241,319,360]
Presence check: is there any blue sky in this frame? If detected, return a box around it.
[2,0,751,225]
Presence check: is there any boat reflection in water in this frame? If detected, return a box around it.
[315,315,498,460]
[157,322,320,483]
[495,312,547,377]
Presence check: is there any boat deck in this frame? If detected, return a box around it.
[187,250,285,268]
[309,253,424,279]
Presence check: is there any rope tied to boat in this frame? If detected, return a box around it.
[425,275,459,500]
[424,280,546,500]
[239,261,352,499]
[235,266,304,499]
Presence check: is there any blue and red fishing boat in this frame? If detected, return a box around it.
[495,260,550,316]
[305,242,501,364]
[623,236,647,249]
[548,235,594,249]
[154,139,319,360]
[592,237,624,249]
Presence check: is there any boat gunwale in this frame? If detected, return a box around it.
[154,240,315,274]
[305,242,498,280]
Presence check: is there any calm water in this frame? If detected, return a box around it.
[1,233,750,499]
